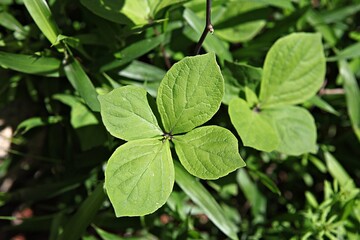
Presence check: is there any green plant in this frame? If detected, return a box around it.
[99,53,245,216]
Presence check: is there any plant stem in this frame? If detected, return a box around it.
[194,0,213,55]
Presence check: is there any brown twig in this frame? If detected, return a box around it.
[194,0,213,55]
[319,88,345,95]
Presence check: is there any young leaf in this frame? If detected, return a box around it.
[173,126,245,179]
[23,0,59,45]
[157,53,224,134]
[174,161,239,240]
[228,98,279,152]
[262,106,317,156]
[259,33,326,108]
[64,57,100,112]
[105,139,174,217]
[98,86,163,141]
[0,51,61,77]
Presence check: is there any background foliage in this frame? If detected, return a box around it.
[0,0,360,239]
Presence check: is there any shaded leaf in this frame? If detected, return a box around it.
[0,51,61,77]
[64,57,100,112]
[173,126,245,179]
[105,139,174,216]
[118,60,166,82]
[58,183,106,240]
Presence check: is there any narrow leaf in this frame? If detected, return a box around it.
[98,86,163,141]
[157,53,224,134]
[105,139,174,217]
[262,106,317,156]
[23,0,59,44]
[173,126,245,179]
[63,57,100,112]
[0,51,61,77]
[118,60,166,82]
[259,33,326,108]
[339,60,360,141]
[100,34,165,72]
[0,11,26,33]
[58,183,106,240]
[228,98,279,152]
[174,161,239,240]
[324,151,355,189]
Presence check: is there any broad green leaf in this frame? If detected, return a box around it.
[173,126,245,179]
[23,0,59,44]
[98,86,163,141]
[100,34,165,72]
[228,98,279,152]
[259,33,326,108]
[339,60,360,141]
[118,60,166,82]
[174,161,239,240]
[58,183,106,240]
[183,8,232,62]
[105,139,174,217]
[262,106,317,156]
[64,57,100,112]
[0,51,61,77]
[324,151,355,189]
[157,53,224,134]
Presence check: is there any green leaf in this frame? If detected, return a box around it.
[305,95,339,116]
[0,11,26,33]
[339,60,360,141]
[0,51,61,77]
[15,116,62,135]
[324,151,355,189]
[100,34,165,72]
[105,139,174,217]
[58,183,106,240]
[93,225,124,240]
[63,57,100,112]
[236,169,266,222]
[215,2,266,43]
[328,42,360,62]
[259,33,326,108]
[262,106,317,156]
[173,126,245,179]
[228,98,279,152]
[174,161,239,240]
[23,0,59,44]
[157,53,224,134]
[222,61,262,104]
[118,60,166,82]
[98,86,163,141]
[248,168,281,195]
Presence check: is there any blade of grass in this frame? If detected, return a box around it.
[58,182,106,240]
[174,161,239,240]
[63,57,100,112]
[23,0,59,45]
